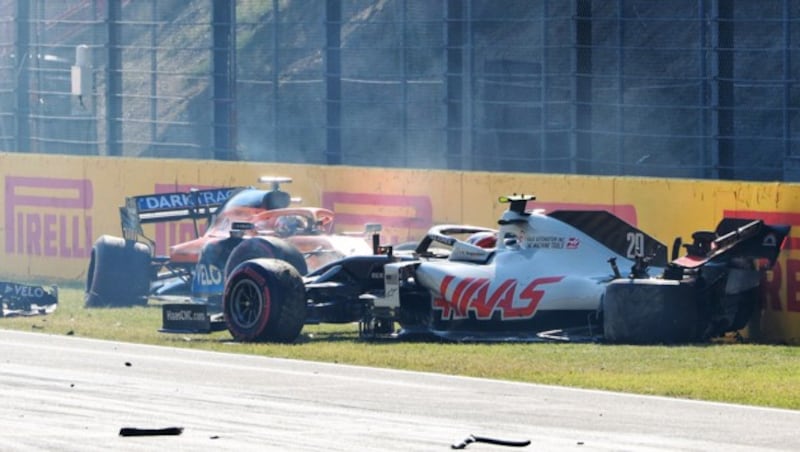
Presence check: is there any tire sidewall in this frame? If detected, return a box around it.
[224,264,274,340]
[85,235,151,307]
[223,258,306,342]
[603,279,699,344]
[224,236,308,281]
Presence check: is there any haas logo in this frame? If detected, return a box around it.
[433,275,564,320]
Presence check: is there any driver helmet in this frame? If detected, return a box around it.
[466,231,497,249]
[275,215,308,237]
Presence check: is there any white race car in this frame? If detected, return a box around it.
[164,195,790,344]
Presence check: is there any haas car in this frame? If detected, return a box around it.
[84,177,373,308]
[162,194,790,344]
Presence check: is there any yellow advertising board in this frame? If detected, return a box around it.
[1,152,798,343]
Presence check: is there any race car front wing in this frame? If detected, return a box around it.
[160,303,227,334]
[0,281,58,317]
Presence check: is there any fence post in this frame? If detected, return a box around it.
[213,0,237,160]
[712,0,734,179]
[15,0,30,152]
[150,0,158,151]
[106,0,122,156]
[271,0,280,161]
[783,0,792,164]
[698,0,709,178]
[575,0,592,174]
[325,0,342,165]
[445,0,464,170]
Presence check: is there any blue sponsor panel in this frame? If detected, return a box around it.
[135,188,237,213]
[0,281,52,300]
[191,262,225,297]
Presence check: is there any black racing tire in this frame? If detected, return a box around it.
[728,287,760,332]
[603,279,700,344]
[223,258,307,343]
[85,235,151,308]
[224,236,308,281]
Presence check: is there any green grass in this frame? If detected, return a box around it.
[3,287,800,410]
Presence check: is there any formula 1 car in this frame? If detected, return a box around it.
[161,194,790,344]
[84,177,373,308]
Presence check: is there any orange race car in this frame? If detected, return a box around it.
[84,177,375,308]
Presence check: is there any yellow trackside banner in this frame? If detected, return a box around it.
[1,152,798,343]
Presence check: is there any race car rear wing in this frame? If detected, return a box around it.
[120,187,242,242]
[671,218,790,270]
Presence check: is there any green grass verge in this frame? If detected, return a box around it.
[2,287,799,410]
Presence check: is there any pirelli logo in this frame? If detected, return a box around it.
[322,192,433,243]
[4,176,93,258]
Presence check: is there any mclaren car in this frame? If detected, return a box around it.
[84,177,373,308]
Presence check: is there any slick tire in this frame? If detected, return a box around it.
[85,235,151,308]
[223,258,307,343]
[603,279,700,344]
[224,236,308,281]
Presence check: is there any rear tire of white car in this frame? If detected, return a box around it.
[603,279,700,344]
[84,235,151,308]
[223,258,307,343]
[224,236,308,281]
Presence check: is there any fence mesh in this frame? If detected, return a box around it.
[0,0,799,181]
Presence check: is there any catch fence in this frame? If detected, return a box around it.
[0,0,798,181]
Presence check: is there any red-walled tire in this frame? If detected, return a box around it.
[85,235,151,307]
[224,236,308,281]
[223,258,306,343]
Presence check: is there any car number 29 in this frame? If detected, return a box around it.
[626,231,645,258]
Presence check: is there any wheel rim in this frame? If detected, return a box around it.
[229,278,266,330]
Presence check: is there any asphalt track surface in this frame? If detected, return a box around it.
[2,329,799,451]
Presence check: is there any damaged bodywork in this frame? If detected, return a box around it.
[162,194,790,344]
[0,281,58,317]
